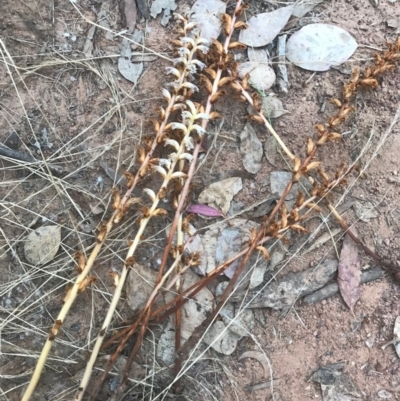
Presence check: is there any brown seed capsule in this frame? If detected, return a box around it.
[256,246,270,260]
[210,90,226,104]
[251,92,262,112]
[330,98,342,107]
[247,114,264,124]
[293,157,301,173]
[200,75,213,94]
[221,13,232,36]
[306,138,315,156]
[290,224,308,233]
[218,76,235,87]
[78,276,96,293]
[234,21,248,30]
[228,42,247,51]
[304,161,321,173]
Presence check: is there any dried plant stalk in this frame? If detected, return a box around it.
[21,15,209,401]
[74,24,211,401]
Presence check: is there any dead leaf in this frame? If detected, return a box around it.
[118,58,143,84]
[202,321,241,355]
[191,0,226,40]
[353,201,379,223]
[264,137,278,166]
[89,203,104,215]
[24,226,61,265]
[165,269,214,339]
[286,24,358,72]
[292,0,325,18]
[248,47,270,63]
[202,218,259,276]
[239,350,270,377]
[220,304,254,337]
[198,177,242,215]
[240,123,263,174]
[118,38,143,84]
[230,259,338,310]
[126,263,164,314]
[186,204,224,218]
[338,231,361,311]
[270,171,297,200]
[238,62,276,91]
[239,6,294,47]
[121,0,137,33]
[150,0,177,26]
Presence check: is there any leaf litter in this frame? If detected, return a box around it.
[237,61,276,91]
[337,231,361,312]
[118,38,143,84]
[190,0,226,41]
[248,95,289,119]
[24,225,61,265]
[286,24,358,71]
[239,5,294,47]
[353,201,379,223]
[240,122,263,174]
[198,177,242,215]
[150,0,177,26]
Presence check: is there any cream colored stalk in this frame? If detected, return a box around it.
[20,16,204,401]
[74,98,209,401]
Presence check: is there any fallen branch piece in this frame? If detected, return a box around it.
[229,259,338,310]
[304,266,385,304]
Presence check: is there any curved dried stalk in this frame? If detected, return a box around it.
[172,38,400,359]
[74,29,211,401]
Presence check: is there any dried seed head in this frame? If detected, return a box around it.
[304,161,321,173]
[318,169,329,182]
[78,276,97,293]
[137,146,146,163]
[209,111,222,120]
[327,132,342,142]
[221,13,232,36]
[234,21,248,30]
[293,156,302,173]
[281,203,288,229]
[306,138,315,156]
[211,38,224,55]
[152,208,168,217]
[74,251,86,273]
[235,2,249,16]
[251,92,262,112]
[210,90,226,104]
[151,118,160,133]
[124,171,135,188]
[256,245,270,260]
[242,73,250,90]
[296,191,305,207]
[247,114,264,124]
[111,187,121,210]
[218,76,235,87]
[200,74,213,94]
[228,42,247,51]
[290,224,308,233]
[305,203,322,213]
[331,98,342,107]
[204,67,217,79]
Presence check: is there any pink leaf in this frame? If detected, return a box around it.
[338,230,361,311]
[186,204,224,218]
